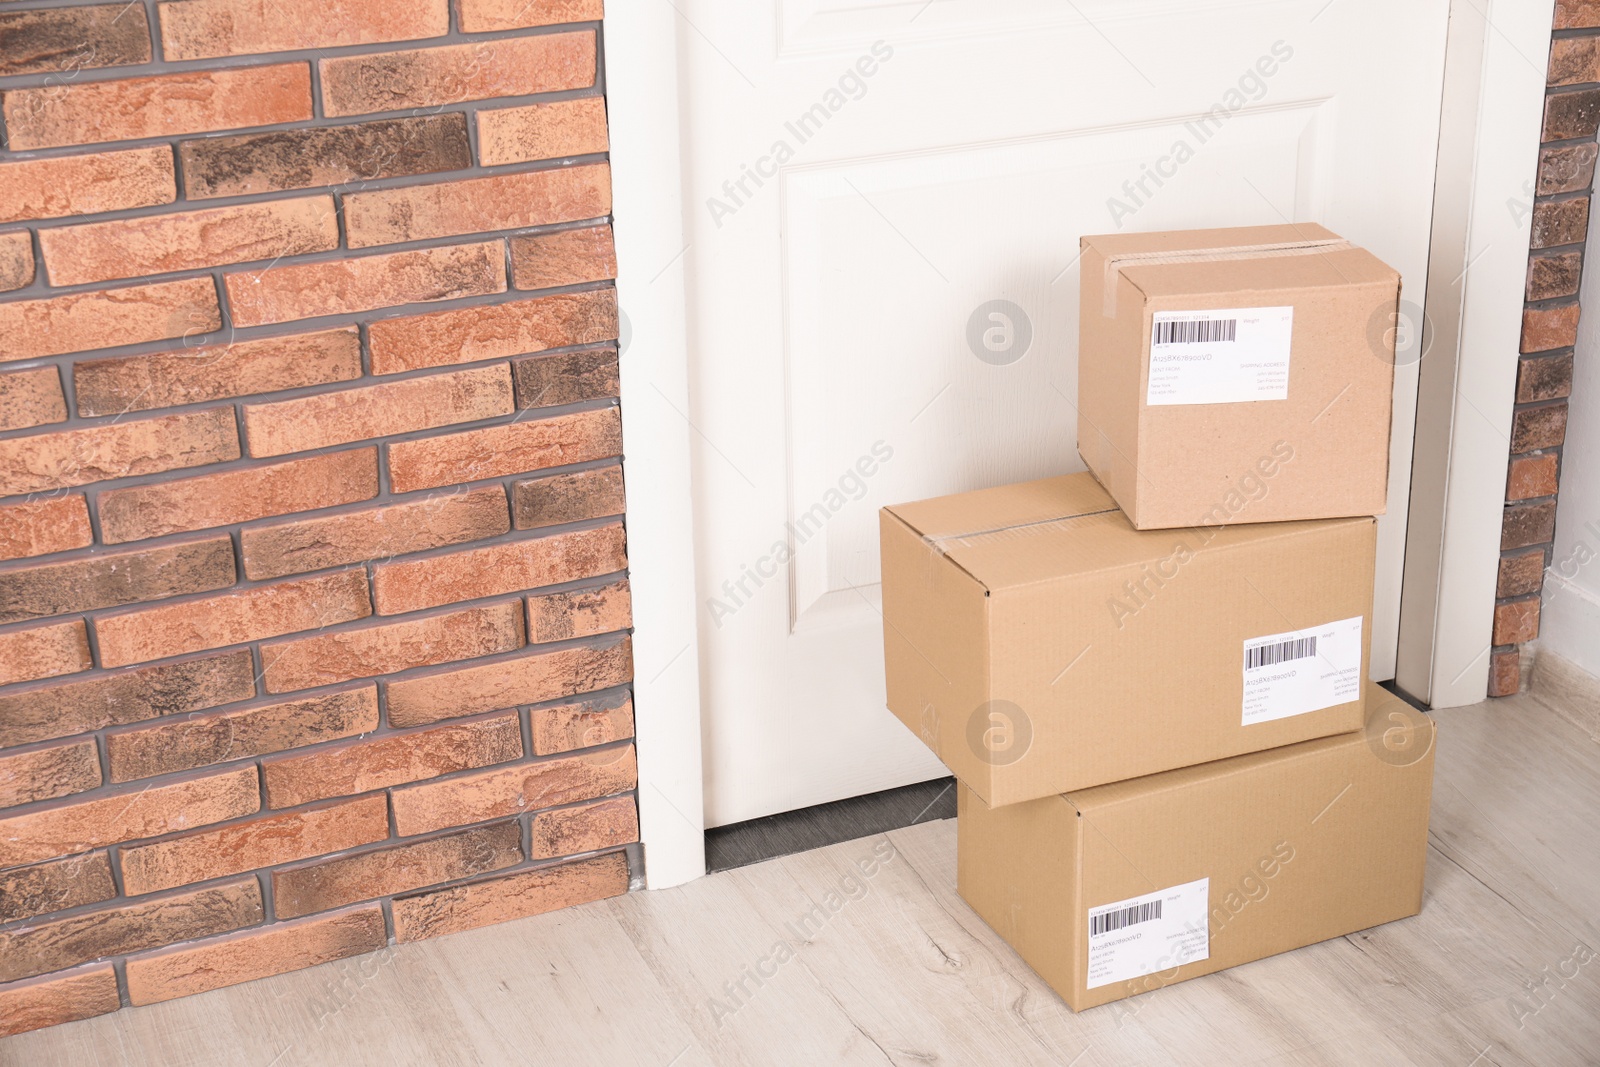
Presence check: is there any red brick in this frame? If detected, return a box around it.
[160,0,448,61]
[0,618,91,687]
[1531,197,1590,248]
[510,225,616,290]
[321,33,595,118]
[368,288,617,374]
[478,97,608,167]
[1493,597,1540,646]
[243,365,513,458]
[99,448,379,544]
[1557,0,1600,28]
[0,406,238,497]
[1522,304,1580,352]
[511,348,618,410]
[391,745,634,836]
[1502,501,1558,552]
[242,485,510,581]
[0,5,151,77]
[385,636,630,727]
[0,650,256,749]
[1488,648,1521,697]
[388,405,622,493]
[0,231,33,293]
[1,64,314,151]
[0,535,236,625]
[526,579,630,643]
[1544,88,1600,140]
[119,794,388,896]
[344,163,610,248]
[0,146,176,224]
[1497,549,1547,598]
[262,712,523,808]
[458,0,602,32]
[0,738,100,809]
[1550,36,1600,86]
[1506,453,1559,501]
[125,904,386,1006]
[512,464,625,530]
[274,821,522,919]
[373,523,625,614]
[225,240,505,328]
[0,277,221,364]
[531,693,633,756]
[106,686,380,782]
[0,765,258,870]
[75,328,362,417]
[0,964,119,1038]
[1538,143,1598,195]
[0,496,92,563]
[1511,403,1568,453]
[529,795,636,860]
[0,878,262,984]
[1517,353,1574,403]
[0,852,116,925]
[1527,251,1583,301]
[260,601,525,693]
[95,569,372,668]
[392,851,625,943]
[0,367,66,432]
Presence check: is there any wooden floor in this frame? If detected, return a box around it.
[5,689,1599,1067]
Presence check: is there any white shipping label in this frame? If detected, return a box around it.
[1241,615,1364,725]
[1147,306,1294,406]
[1086,878,1210,990]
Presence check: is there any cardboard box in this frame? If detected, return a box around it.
[957,682,1435,1011]
[880,472,1372,806]
[1077,222,1401,530]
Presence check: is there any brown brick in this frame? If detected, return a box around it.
[529,795,636,860]
[388,405,622,493]
[2,64,313,151]
[106,686,380,782]
[242,485,510,581]
[373,523,625,615]
[1544,88,1600,141]
[1497,548,1546,598]
[512,348,618,410]
[1550,36,1600,86]
[0,649,255,749]
[181,114,471,199]
[1506,452,1559,501]
[512,464,625,530]
[0,738,100,809]
[1503,501,1557,550]
[0,496,92,563]
[392,851,625,943]
[458,0,601,32]
[0,618,91,687]
[527,580,630,644]
[0,5,152,77]
[1511,403,1568,453]
[119,794,388,896]
[1488,647,1521,697]
[0,964,119,1038]
[345,162,609,249]
[369,288,617,374]
[0,765,258,870]
[531,693,633,756]
[0,406,238,497]
[321,33,595,118]
[99,447,379,544]
[225,240,506,328]
[160,0,448,61]
[0,231,33,293]
[0,277,221,364]
[242,366,513,461]
[0,852,115,925]
[1522,304,1581,352]
[40,196,338,288]
[1557,0,1600,28]
[0,878,261,984]
[1493,597,1540,646]
[75,328,362,417]
[262,712,523,808]
[0,535,235,625]
[509,225,616,291]
[1517,353,1575,403]
[1538,143,1599,195]
[125,904,385,1006]
[0,367,65,432]
[386,636,630,727]
[1527,251,1583,301]
[1532,197,1589,249]
[274,821,521,919]
[260,601,525,693]
[0,146,176,225]
[478,97,608,167]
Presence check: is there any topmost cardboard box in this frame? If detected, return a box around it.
[1078,223,1401,530]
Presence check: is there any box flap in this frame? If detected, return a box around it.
[883,473,1115,541]
[1081,222,1340,258]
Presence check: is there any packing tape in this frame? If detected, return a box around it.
[1100,238,1351,317]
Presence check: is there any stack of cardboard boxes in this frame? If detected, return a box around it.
[879,223,1437,1011]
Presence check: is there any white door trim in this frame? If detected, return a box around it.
[605,3,707,888]
[1397,0,1555,708]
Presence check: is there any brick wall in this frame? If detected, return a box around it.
[0,0,638,1035]
[1490,3,1599,695]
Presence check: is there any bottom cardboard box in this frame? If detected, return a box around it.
[957,681,1435,1011]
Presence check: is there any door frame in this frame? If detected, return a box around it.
[606,0,1556,885]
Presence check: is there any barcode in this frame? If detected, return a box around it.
[1090,900,1163,937]
[1245,636,1318,670]
[1154,318,1237,345]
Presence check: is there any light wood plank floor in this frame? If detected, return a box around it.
[5,690,1598,1067]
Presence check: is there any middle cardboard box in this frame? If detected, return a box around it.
[880,471,1373,806]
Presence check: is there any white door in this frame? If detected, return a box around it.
[674,0,1452,827]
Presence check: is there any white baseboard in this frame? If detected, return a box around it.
[1529,644,1600,742]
